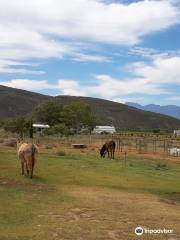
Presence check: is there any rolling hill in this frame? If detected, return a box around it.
[1,85,180,130]
[0,85,49,119]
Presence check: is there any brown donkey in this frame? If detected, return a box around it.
[100,140,116,159]
[17,139,38,178]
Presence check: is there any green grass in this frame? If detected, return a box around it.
[0,149,180,239]
[36,152,180,199]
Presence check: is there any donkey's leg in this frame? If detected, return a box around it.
[25,162,29,176]
[21,161,24,175]
[110,149,112,158]
[30,168,33,179]
[30,167,34,179]
[107,150,110,158]
[30,158,35,179]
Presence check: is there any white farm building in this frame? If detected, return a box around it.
[33,124,50,129]
[93,126,116,134]
[174,130,180,136]
[33,124,50,134]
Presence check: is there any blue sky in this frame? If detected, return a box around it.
[0,0,180,105]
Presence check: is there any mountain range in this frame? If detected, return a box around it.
[126,102,180,120]
[1,85,180,130]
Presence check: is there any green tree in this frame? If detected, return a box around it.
[26,118,34,138]
[34,100,63,126]
[62,101,96,133]
[3,116,32,137]
[53,123,70,136]
[0,120,4,128]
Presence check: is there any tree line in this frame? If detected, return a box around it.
[2,100,97,137]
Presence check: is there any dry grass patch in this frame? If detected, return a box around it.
[37,185,180,240]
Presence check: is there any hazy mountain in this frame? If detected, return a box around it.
[126,102,180,119]
[1,85,180,130]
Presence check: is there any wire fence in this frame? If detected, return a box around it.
[35,134,180,157]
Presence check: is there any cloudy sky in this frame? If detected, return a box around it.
[0,0,180,105]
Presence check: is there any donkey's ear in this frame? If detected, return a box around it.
[17,137,22,143]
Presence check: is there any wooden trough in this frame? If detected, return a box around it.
[72,144,87,149]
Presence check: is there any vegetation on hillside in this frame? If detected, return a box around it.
[1,85,180,130]
[2,100,96,137]
[3,117,33,138]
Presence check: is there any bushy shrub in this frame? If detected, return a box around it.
[43,128,54,136]
[155,162,167,170]
[3,139,17,147]
[45,143,56,149]
[56,150,66,156]
[3,116,33,138]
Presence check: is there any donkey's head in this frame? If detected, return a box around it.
[17,137,23,143]
[16,137,24,149]
[100,145,106,158]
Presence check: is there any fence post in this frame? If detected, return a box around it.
[138,139,142,154]
[153,140,157,153]
[124,151,127,166]
[163,140,166,154]
[136,138,138,151]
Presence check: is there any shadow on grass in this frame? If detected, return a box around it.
[163,192,180,203]
[32,175,47,183]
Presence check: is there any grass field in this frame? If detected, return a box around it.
[0,146,180,240]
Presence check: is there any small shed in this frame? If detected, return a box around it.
[168,147,180,157]
[33,124,50,134]
[93,126,116,134]
[174,130,180,136]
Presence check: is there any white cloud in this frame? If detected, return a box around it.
[0,60,45,74]
[58,80,87,96]
[1,54,180,103]
[129,47,163,59]
[0,27,73,60]
[0,0,179,104]
[57,74,166,99]
[0,67,44,75]
[0,79,55,91]
[72,53,111,63]
[93,75,166,98]
[129,47,180,60]
[130,56,180,84]
[57,54,180,99]
[0,0,179,64]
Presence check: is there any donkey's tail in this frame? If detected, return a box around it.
[30,144,38,178]
[113,141,116,149]
[31,143,35,160]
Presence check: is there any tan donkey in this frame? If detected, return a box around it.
[17,139,38,178]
